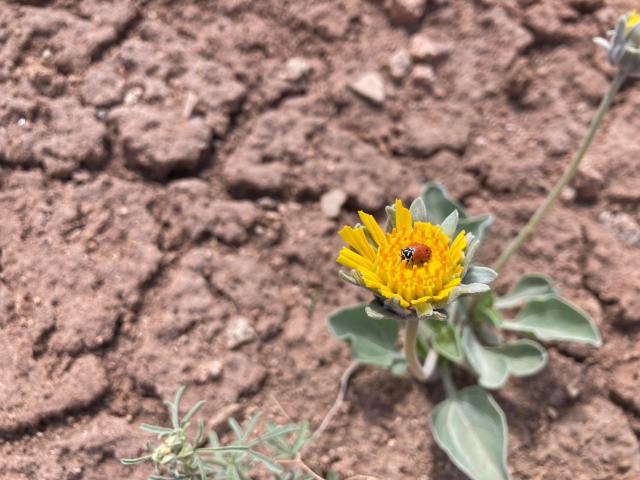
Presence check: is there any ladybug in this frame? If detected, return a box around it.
[400,243,432,264]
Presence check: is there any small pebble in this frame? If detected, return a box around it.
[320,189,348,219]
[349,71,386,105]
[410,34,451,62]
[389,49,412,80]
[285,57,312,82]
[226,316,256,349]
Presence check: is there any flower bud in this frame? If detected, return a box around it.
[595,10,640,76]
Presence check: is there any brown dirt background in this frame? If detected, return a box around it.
[1,0,640,478]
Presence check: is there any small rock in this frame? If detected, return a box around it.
[349,71,385,106]
[409,34,451,63]
[193,360,224,384]
[560,186,576,203]
[385,0,426,26]
[320,189,348,219]
[285,57,312,82]
[410,64,436,88]
[123,86,144,105]
[210,360,223,380]
[226,316,257,349]
[389,49,412,80]
[599,211,640,248]
[566,382,581,401]
[573,166,604,203]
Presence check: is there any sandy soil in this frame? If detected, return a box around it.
[1,0,640,479]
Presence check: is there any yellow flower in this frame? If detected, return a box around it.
[337,199,495,318]
[625,10,640,35]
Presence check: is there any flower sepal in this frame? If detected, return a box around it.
[595,10,640,76]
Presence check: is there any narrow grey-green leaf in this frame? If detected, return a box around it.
[494,274,556,310]
[328,304,405,369]
[502,297,601,346]
[139,424,173,435]
[430,386,511,480]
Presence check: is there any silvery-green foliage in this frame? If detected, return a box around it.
[430,386,510,480]
[328,183,601,480]
[122,386,313,480]
[594,12,640,76]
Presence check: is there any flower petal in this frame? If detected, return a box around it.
[394,199,412,230]
[337,247,375,272]
[338,226,376,261]
[358,211,387,247]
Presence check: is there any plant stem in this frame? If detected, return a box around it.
[492,71,627,274]
[279,457,326,480]
[422,348,439,380]
[310,361,359,443]
[404,317,427,381]
[440,361,457,398]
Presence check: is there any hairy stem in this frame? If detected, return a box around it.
[492,71,627,273]
[404,317,427,381]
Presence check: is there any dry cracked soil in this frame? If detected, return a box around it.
[1,0,640,479]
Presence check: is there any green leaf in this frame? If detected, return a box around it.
[462,328,509,389]
[463,329,547,389]
[458,215,494,242]
[248,449,284,474]
[121,455,152,465]
[181,400,206,428]
[421,183,493,240]
[494,274,556,310]
[472,293,502,327]
[464,266,497,285]
[430,386,511,480]
[432,323,463,363]
[139,424,174,436]
[497,339,548,377]
[501,297,601,346]
[328,304,406,370]
[422,183,468,224]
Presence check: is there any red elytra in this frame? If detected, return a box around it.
[400,243,432,263]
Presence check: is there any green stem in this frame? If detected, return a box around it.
[440,361,457,398]
[492,71,627,274]
[404,318,427,381]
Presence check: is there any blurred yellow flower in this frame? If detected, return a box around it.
[625,9,640,35]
